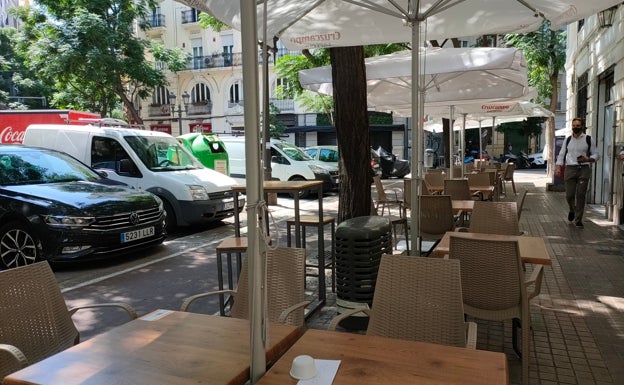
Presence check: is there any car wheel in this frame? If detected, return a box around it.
[162,199,177,233]
[289,177,310,199]
[0,221,40,269]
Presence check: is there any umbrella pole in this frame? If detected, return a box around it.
[410,19,422,255]
[240,0,266,383]
[449,106,455,178]
[461,113,466,178]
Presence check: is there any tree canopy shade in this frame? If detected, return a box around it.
[10,0,190,122]
[505,21,566,177]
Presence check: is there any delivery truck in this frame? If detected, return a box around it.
[0,109,101,144]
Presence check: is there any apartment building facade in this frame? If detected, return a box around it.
[135,1,408,157]
[564,5,624,224]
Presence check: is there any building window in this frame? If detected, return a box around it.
[152,86,169,105]
[229,81,242,106]
[192,83,211,103]
[576,72,588,121]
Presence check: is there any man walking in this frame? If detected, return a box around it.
[555,118,599,228]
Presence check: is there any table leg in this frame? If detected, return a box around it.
[233,191,241,238]
[317,184,326,302]
[216,250,225,316]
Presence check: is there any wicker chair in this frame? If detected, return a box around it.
[467,172,494,201]
[501,162,517,195]
[516,189,528,220]
[328,254,476,349]
[424,172,445,193]
[0,262,137,379]
[419,195,456,255]
[372,174,403,216]
[181,247,310,326]
[443,179,473,200]
[457,201,521,235]
[448,235,543,385]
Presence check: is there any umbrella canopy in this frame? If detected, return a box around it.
[178,1,624,382]
[299,48,529,107]
[186,0,620,50]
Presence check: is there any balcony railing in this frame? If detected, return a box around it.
[270,99,295,112]
[184,48,301,71]
[228,100,244,109]
[188,101,213,116]
[148,104,171,117]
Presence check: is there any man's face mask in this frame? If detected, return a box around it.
[572,125,583,134]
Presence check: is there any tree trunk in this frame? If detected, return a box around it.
[330,46,371,223]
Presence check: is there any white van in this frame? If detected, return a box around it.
[23,124,244,231]
[221,137,339,194]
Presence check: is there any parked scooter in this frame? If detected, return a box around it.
[373,146,411,178]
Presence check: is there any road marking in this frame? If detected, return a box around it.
[60,239,222,293]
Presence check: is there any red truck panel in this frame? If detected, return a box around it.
[0,110,100,144]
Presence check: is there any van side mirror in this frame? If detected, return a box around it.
[119,158,140,176]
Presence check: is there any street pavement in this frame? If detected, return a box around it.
[60,169,623,385]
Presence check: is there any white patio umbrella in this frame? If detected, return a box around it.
[424,101,553,173]
[299,48,530,108]
[178,1,624,383]
[299,48,532,179]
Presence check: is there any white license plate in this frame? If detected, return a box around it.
[121,226,155,243]
[224,201,234,210]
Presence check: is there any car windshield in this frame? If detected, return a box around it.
[0,150,103,186]
[275,141,312,161]
[125,135,203,171]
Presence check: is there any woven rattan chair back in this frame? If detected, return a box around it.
[0,262,79,372]
[448,235,531,385]
[372,174,403,216]
[419,195,455,240]
[444,179,472,200]
[424,172,445,192]
[516,190,528,220]
[502,162,517,195]
[230,247,306,326]
[468,201,520,235]
[366,255,468,348]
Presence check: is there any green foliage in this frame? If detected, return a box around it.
[0,26,52,109]
[273,43,409,123]
[317,113,332,126]
[504,22,566,107]
[150,42,191,73]
[7,0,182,122]
[369,111,393,124]
[268,103,286,138]
[198,13,229,32]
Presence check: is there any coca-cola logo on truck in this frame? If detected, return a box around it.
[1,126,25,144]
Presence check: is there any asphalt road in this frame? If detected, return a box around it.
[54,186,344,341]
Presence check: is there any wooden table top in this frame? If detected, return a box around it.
[231,180,323,192]
[430,231,552,265]
[3,310,303,385]
[452,199,475,212]
[254,329,509,385]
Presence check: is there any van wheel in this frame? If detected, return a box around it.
[289,177,310,199]
[162,200,177,233]
[0,221,41,269]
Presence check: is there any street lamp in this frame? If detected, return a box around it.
[597,6,617,28]
[169,91,190,135]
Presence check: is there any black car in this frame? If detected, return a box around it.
[0,145,167,269]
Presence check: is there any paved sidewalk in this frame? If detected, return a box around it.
[285,169,623,385]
